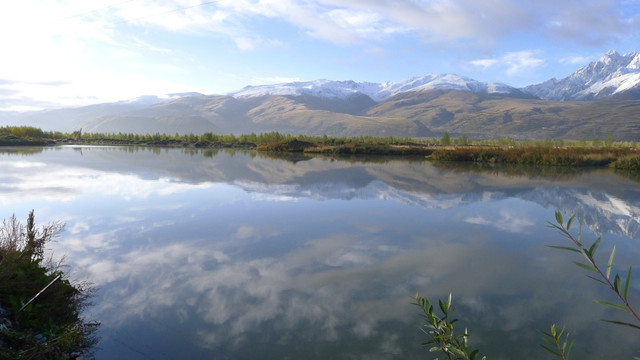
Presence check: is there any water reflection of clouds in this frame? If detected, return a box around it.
[0,166,213,204]
[234,225,286,240]
[1,160,48,168]
[51,202,638,359]
[72,230,421,349]
[65,219,596,355]
[5,148,640,358]
[465,210,535,234]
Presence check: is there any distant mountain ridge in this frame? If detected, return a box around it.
[229,74,527,102]
[2,50,640,140]
[524,50,640,100]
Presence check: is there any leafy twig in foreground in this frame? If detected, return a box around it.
[548,211,640,330]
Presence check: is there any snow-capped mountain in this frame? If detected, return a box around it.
[229,74,520,102]
[525,50,640,101]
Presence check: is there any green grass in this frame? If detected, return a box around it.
[428,146,640,167]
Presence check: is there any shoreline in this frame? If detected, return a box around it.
[2,137,640,170]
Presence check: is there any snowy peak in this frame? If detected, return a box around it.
[229,74,520,102]
[374,74,517,100]
[525,50,640,101]
[229,79,380,100]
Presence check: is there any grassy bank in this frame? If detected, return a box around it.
[2,126,640,169]
[0,211,98,359]
[428,145,640,168]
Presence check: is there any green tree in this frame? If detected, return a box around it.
[441,132,451,146]
[456,135,470,146]
[605,134,614,147]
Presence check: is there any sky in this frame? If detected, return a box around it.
[1,0,640,111]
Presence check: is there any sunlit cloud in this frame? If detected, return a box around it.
[233,36,284,51]
[250,76,302,85]
[560,55,594,65]
[1,0,638,109]
[471,50,545,76]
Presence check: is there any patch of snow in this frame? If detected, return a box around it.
[229,74,517,102]
[525,50,640,100]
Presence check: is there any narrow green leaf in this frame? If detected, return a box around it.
[566,340,575,358]
[579,247,594,263]
[539,344,562,357]
[577,225,583,246]
[547,222,562,230]
[601,319,640,330]
[585,275,608,286]
[555,211,563,225]
[588,237,601,259]
[546,245,581,253]
[470,349,480,360]
[439,299,447,314]
[624,266,632,301]
[541,337,556,346]
[448,347,466,357]
[606,245,616,280]
[566,215,575,231]
[614,274,621,294]
[595,300,630,313]
[573,261,597,273]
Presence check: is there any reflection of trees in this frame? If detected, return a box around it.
[614,169,640,184]
[0,148,46,156]
[429,161,596,181]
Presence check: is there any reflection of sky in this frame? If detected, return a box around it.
[1,147,639,360]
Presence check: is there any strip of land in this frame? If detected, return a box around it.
[2,126,640,170]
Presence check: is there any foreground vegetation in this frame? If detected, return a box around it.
[2,125,640,169]
[414,212,639,360]
[0,211,98,359]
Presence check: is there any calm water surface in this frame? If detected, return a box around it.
[1,146,639,359]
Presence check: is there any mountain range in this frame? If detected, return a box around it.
[3,50,640,140]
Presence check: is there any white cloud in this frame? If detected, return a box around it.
[471,50,544,76]
[539,0,633,45]
[503,51,545,75]
[250,76,301,85]
[560,55,594,65]
[0,0,638,110]
[470,59,500,69]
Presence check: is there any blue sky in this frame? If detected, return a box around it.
[1,0,640,110]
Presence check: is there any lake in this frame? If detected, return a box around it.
[1,145,639,359]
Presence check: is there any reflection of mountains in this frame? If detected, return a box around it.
[237,178,640,238]
[210,153,640,238]
[520,187,640,239]
[34,146,640,238]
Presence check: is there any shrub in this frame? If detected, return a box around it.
[0,211,99,359]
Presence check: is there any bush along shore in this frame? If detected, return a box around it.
[427,145,640,169]
[2,125,640,170]
[0,211,99,360]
